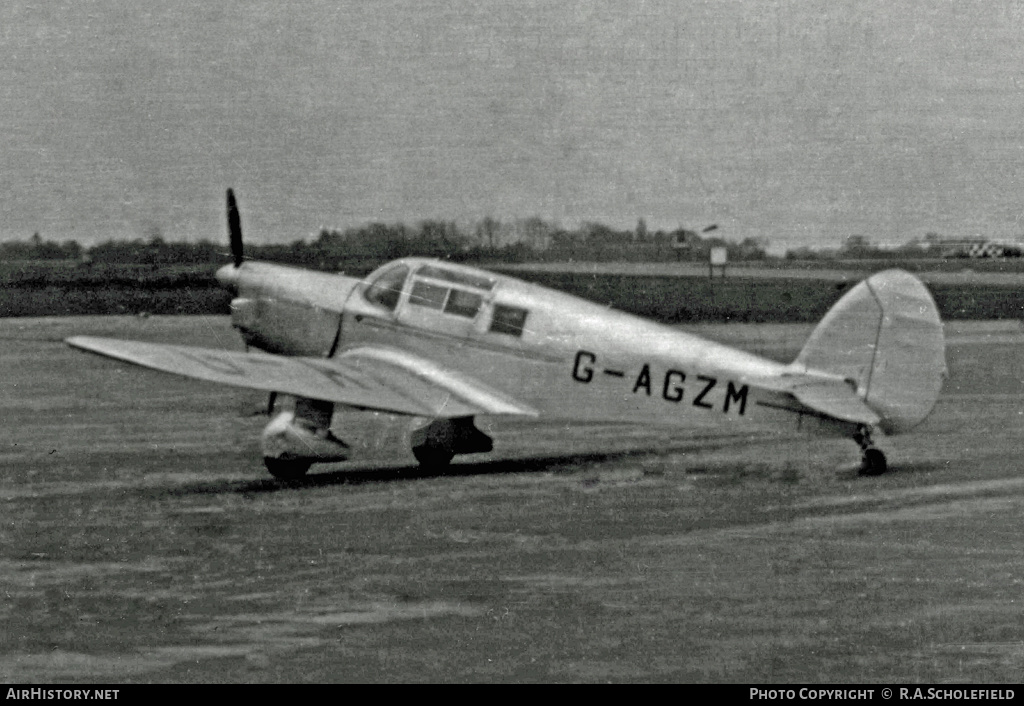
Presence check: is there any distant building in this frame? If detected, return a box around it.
[937,237,1023,258]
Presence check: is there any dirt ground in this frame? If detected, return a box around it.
[1,315,1022,683]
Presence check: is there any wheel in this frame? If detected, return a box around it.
[412,445,454,470]
[858,448,887,476]
[264,457,312,480]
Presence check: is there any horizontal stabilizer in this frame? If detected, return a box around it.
[745,373,881,426]
[66,336,537,419]
[788,380,881,425]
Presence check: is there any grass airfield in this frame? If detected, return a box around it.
[1,314,1023,683]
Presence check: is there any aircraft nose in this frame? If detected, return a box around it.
[216,263,240,291]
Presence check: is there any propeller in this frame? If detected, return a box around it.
[702,224,719,233]
[227,188,243,267]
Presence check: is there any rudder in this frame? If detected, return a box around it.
[792,270,946,434]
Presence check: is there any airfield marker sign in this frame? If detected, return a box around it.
[709,246,727,279]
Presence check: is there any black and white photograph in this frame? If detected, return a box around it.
[1,1,1022,684]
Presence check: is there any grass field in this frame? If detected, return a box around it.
[1,316,1022,682]
[494,264,1024,323]
[1,259,1022,322]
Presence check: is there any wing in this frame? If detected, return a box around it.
[745,373,881,426]
[66,336,538,419]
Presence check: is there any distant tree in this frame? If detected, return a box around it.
[519,217,550,251]
[635,218,648,242]
[785,246,821,260]
[843,234,872,253]
[61,240,83,261]
[735,237,769,260]
[476,216,500,250]
[582,222,625,245]
[416,220,465,257]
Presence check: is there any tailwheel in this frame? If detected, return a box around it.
[264,457,312,480]
[859,448,888,476]
[853,425,888,476]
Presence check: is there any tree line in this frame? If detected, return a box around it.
[0,218,770,270]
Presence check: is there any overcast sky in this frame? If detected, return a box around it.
[1,1,1022,252]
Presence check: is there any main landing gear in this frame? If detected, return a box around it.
[261,413,495,479]
[853,424,887,476]
[410,417,493,471]
[260,397,350,480]
[264,457,313,481]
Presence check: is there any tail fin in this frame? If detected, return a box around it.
[792,270,946,434]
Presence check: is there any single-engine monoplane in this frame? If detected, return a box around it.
[68,190,947,478]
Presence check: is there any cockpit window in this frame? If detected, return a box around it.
[408,274,484,319]
[490,304,529,336]
[363,265,409,311]
[443,289,483,318]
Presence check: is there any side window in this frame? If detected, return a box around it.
[363,265,409,311]
[490,304,529,336]
[409,281,447,310]
[444,289,483,318]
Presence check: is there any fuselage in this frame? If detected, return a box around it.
[217,257,853,437]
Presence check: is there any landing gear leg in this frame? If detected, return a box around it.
[853,424,887,476]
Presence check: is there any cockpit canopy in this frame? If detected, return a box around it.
[362,260,530,338]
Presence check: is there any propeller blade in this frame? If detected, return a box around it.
[227,188,243,267]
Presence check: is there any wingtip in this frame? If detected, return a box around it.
[65,335,108,354]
